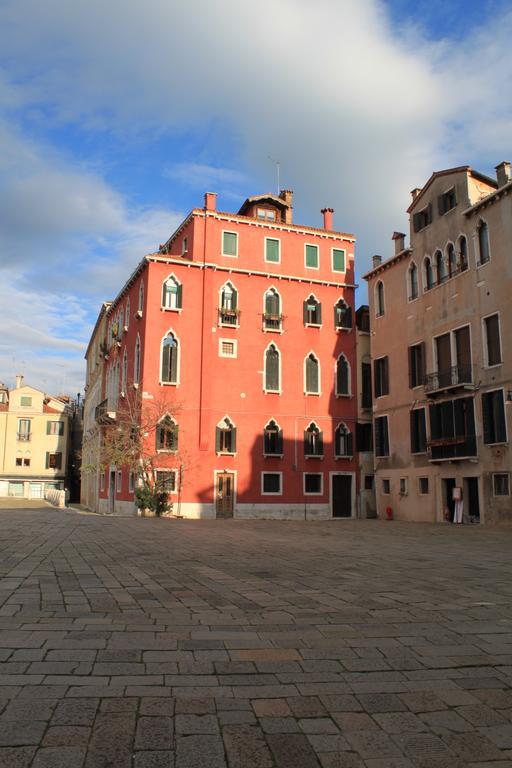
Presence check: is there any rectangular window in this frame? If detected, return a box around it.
[484,314,502,366]
[410,408,427,454]
[17,419,31,441]
[222,231,238,257]
[304,473,323,495]
[399,477,408,495]
[262,472,282,495]
[305,244,319,269]
[413,203,433,232]
[116,471,122,492]
[332,248,346,272]
[482,390,507,444]
[493,473,510,496]
[20,396,32,407]
[129,472,135,494]
[438,187,457,215]
[257,208,276,221]
[264,424,283,456]
[182,236,188,255]
[356,422,373,452]
[382,479,390,494]
[265,238,280,263]
[100,473,105,492]
[364,475,374,490]
[374,416,389,457]
[46,421,65,436]
[219,339,237,358]
[361,362,372,409]
[419,477,429,494]
[46,452,62,470]
[429,396,477,459]
[374,357,389,397]
[156,470,177,493]
[15,457,22,466]
[409,343,425,388]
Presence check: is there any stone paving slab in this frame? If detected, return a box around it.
[1,509,512,765]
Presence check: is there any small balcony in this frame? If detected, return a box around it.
[16,432,31,442]
[427,434,477,462]
[424,364,474,395]
[218,308,239,326]
[263,313,283,331]
[95,399,116,424]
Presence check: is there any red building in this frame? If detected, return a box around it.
[90,190,358,518]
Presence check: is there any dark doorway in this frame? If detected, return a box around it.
[464,477,480,521]
[443,478,456,521]
[216,472,234,519]
[332,474,352,518]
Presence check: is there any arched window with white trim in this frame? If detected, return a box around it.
[375,281,385,316]
[156,415,178,452]
[304,422,323,457]
[125,298,130,329]
[334,299,352,330]
[263,419,283,456]
[424,257,434,290]
[408,262,418,300]
[334,423,353,458]
[138,281,144,312]
[162,275,182,310]
[161,332,179,384]
[219,282,238,326]
[305,353,320,394]
[121,349,127,394]
[335,354,350,396]
[134,334,141,385]
[216,417,236,454]
[263,288,282,330]
[303,294,322,325]
[264,344,280,393]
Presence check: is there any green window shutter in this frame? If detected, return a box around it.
[277,429,283,454]
[346,431,353,456]
[223,232,237,256]
[45,452,49,469]
[316,302,322,325]
[162,341,171,382]
[231,289,238,311]
[231,427,237,453]
[317,431,324,455]
[304,430,310,455]
[170,341,178,383]
[176,284,183,309]
[332,249,345,272]
[46,422,51,435]
[215,427,221,452]
[56,453,62,470]
[266,239,279,262]
[305,245,318,268]
[303,300,308,324]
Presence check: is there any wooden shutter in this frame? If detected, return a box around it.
[413,213,421,232]
[215,427,221,452]
[266,348,279,391]
[231,427,237,453]
[170,341,178,383]
[316,302,322,325]
[176,284,183,309]
[276,429,283,454]
[482,393,493,443]
[486,315,501,365]
[304,429,310,455]
[55,453,62,470]
[383,357,389,394]
[162,340,170,381]
[303,300,308,324]
[346,431,353,456]
[306,356,318,393]
[45,452,50,469]
[317,430,324,455]
[345,306,352,329]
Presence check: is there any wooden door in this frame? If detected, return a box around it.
[332,475,352,518]
[216,472,234,519]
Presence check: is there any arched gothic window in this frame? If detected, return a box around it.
[304,422,323,457]
[335,423,353,457]
[264,288,281,330]
[376,281,385,316]
[264,344,280,392]
[156,416,178,452]
[305,353,320,394]
[161,332,179,384]
[408,263,418,300]
[335,355,350,396]
[162,276,182,309]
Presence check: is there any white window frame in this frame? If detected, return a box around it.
[129,472,135,494]
[116,471,122,493]
[303,472,323,496]
[375,280,385,316]
[482,311,503,369]
[218,281,240,328]
[134,334,141,386]
[304,242,319,270]
[261,471,283,496]
[100,472,105,492]
[304,292,322,328]
[264,236,281,264]
[382,478,391,495]
[493,472,510,497]
[155,468,178,495]
[263,286,283,333]
[263,342,282,394]
[304,351,321,396]
[161,273,182,312]
[476,217,491,268]
[331,247,346,273]
[418,476,429,495]
[125,298,130,330]
[138,281,144,313]
[334,354,351,398]
[482,387,508,446]
[375,414,390,458]
[159,329,180,387]
[406,260,419,302]
[216,416,237,456]
[222,230,238,258]
[399,477,408,496]
[218,338,238,358]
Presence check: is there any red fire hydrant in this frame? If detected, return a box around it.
[385,506,393,521]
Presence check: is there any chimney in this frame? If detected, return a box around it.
[279,189,293,224]
[392,231,406,255]
[321,207,334,230]
[372,255,382,268]
[495,161,511,188]
[15,374,24,389]
[410,187,422,201]
[204,192,217,211]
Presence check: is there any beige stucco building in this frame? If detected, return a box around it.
[0,376,69,499]
[81,302,111,512]
[355,306,376,518]
[364,162,512,524]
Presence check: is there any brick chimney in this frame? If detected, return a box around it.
[321,208,334,230]
[392,231,406,255]
[495,161,511,188]
[15,374,24,389]
[372,255,382,268]
[204,192,217,211]
[279,189,293,224]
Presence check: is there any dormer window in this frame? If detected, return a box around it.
[257,208,276,221]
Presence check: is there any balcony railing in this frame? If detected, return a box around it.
[218,308,239,326]
[263,313,283,330]
[424,364,474,394]
[427,433,477,461]
[95,399,116,424]
[16,432,31,442]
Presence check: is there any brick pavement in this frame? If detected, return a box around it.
[0,507,512,766]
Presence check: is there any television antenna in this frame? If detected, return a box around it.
[268,156,280,195]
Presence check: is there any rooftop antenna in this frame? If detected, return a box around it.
[268,156,280,195]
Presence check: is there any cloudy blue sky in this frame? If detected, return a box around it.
[0,0,511,394]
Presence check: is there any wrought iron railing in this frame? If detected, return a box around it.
[424,364,473,393]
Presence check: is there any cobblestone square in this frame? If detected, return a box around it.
[1,505,512,767]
